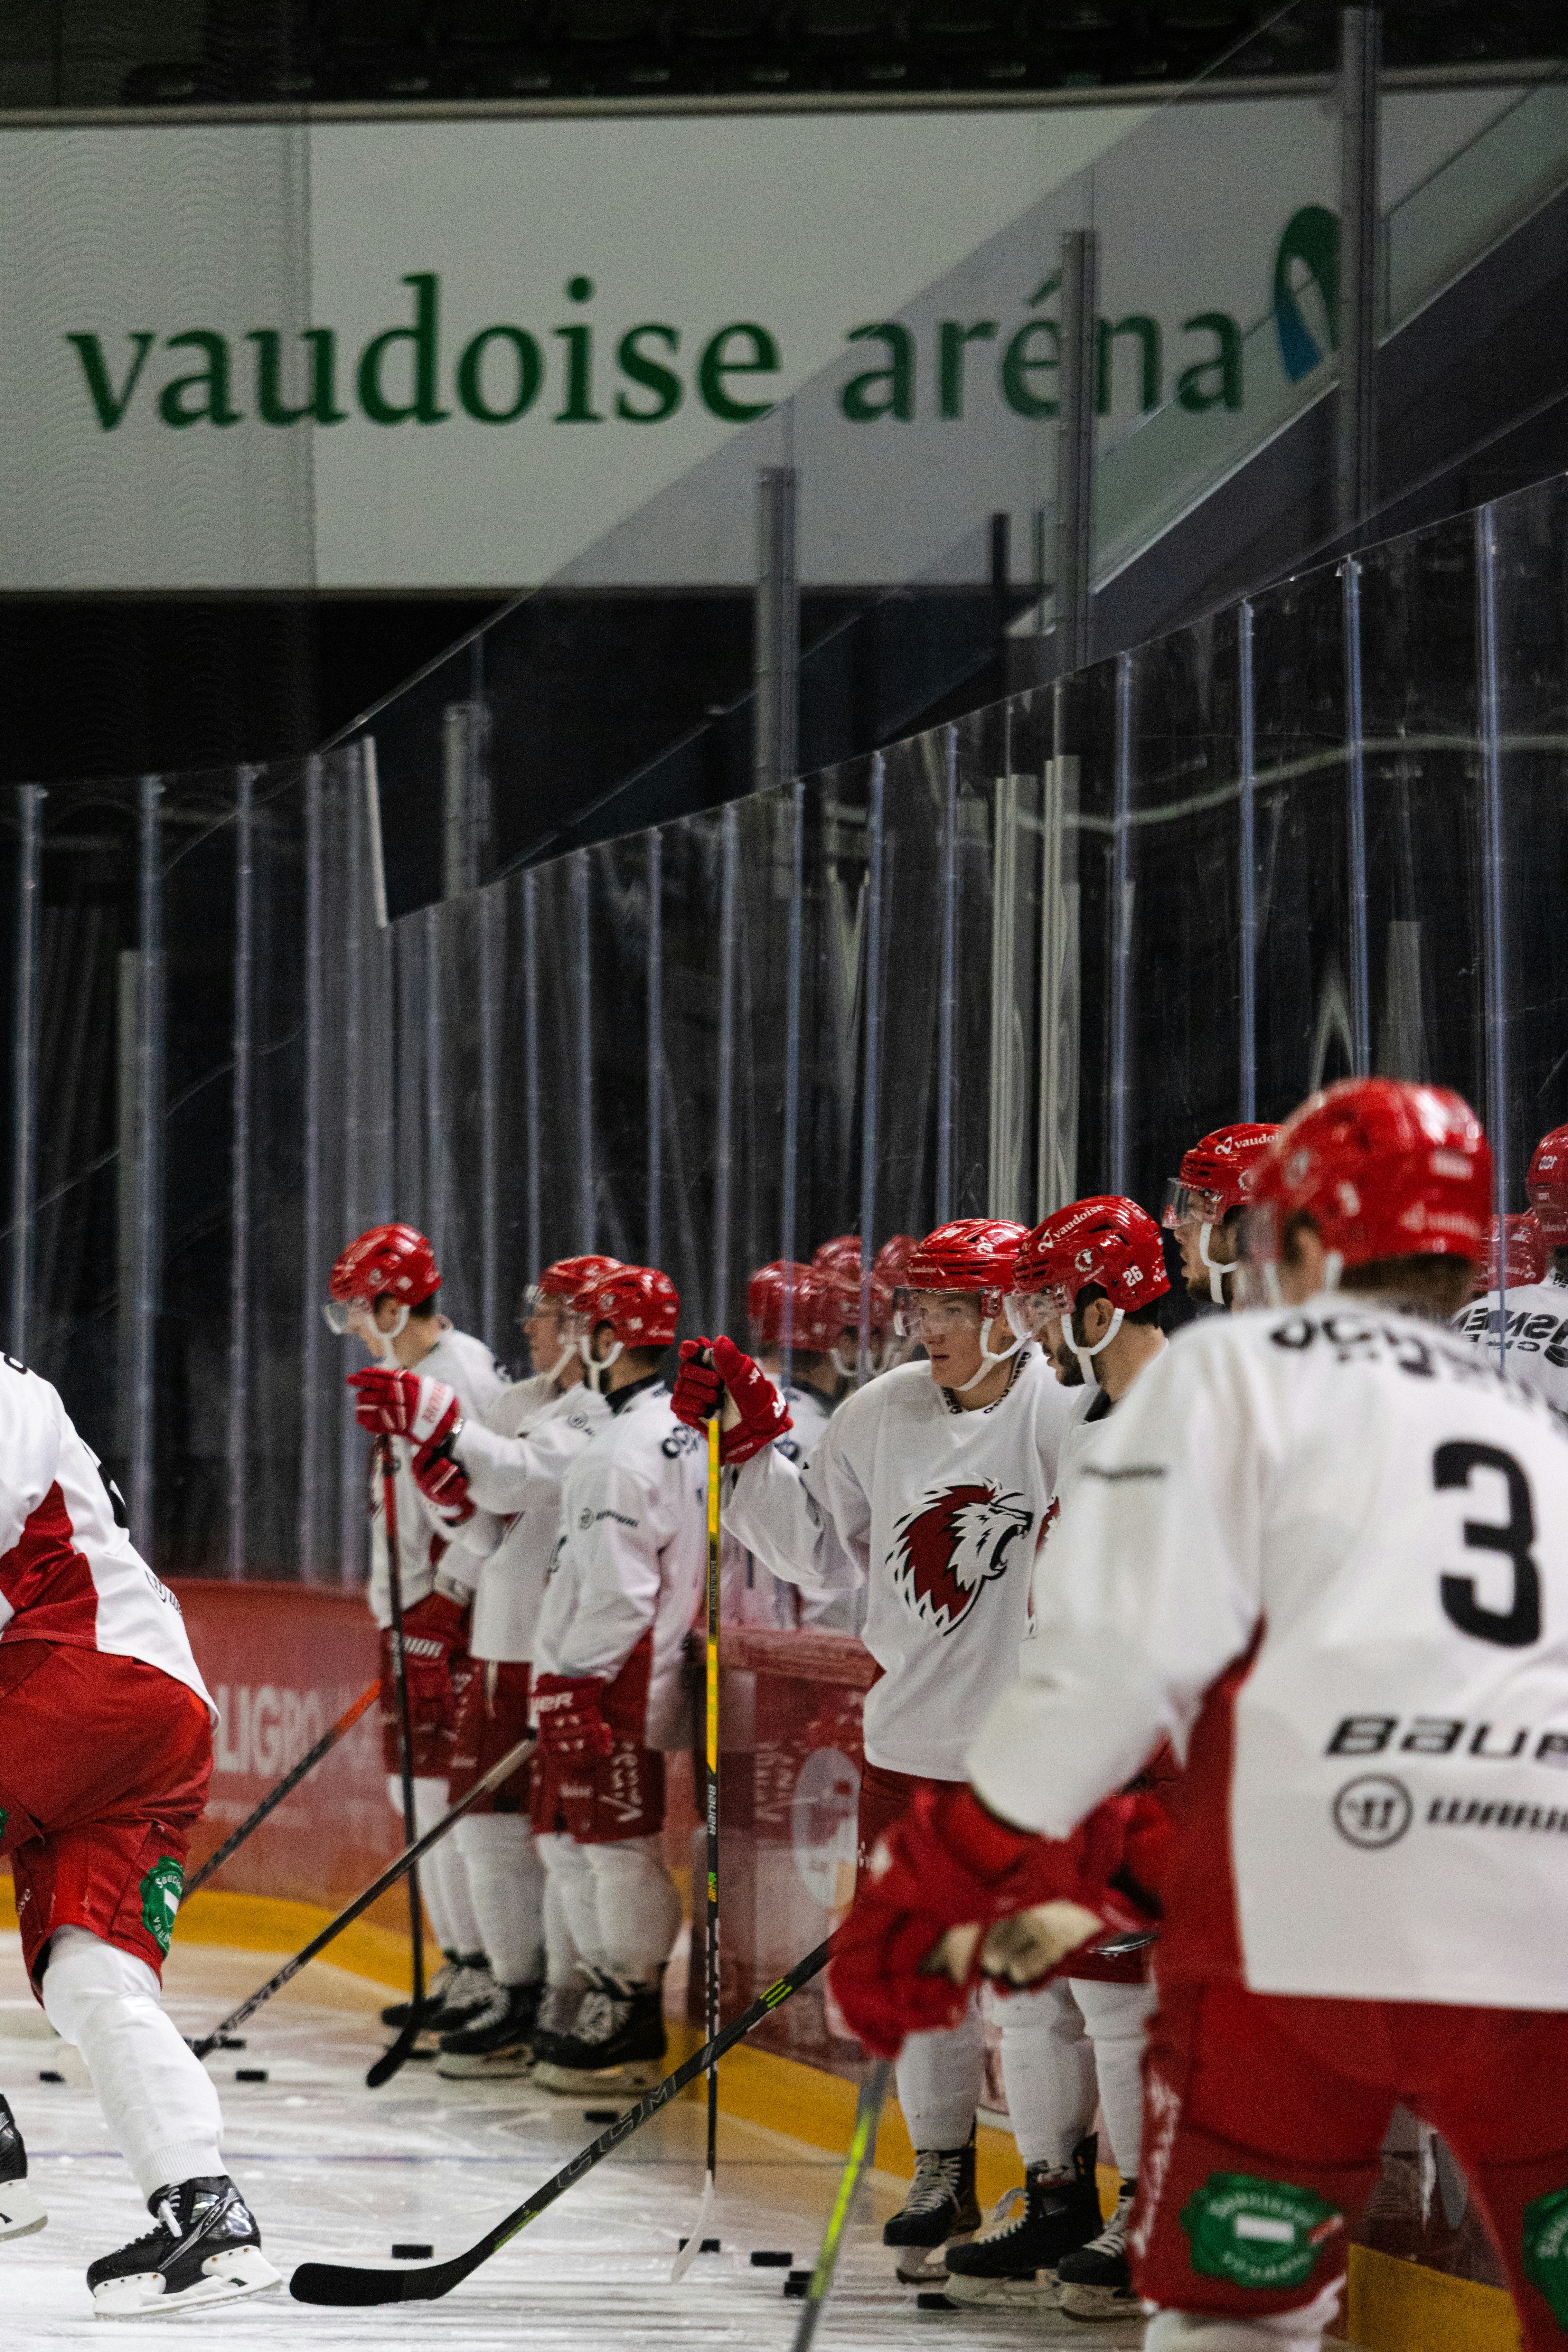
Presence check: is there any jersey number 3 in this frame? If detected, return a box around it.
[1435,1440,1541,1648]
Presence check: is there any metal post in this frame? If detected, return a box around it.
[857,756,886,1385]
[10,785,43,1358]
[524,869,541,1281]
[754,465,799,793]
[478,885,501,1353]
[340,754,366,1583]
[712,808,739,1336]
[1238,602,1258,1122]
[1055,228,1099,678]
[1108,655,1134,1195]
[935,726,958,1224]
[423,902,443,1268]
[1336,7,1381,542]
[1476,502,1510,1371]
[573,853,593,1254]
[1343,558,1371,1076]
[299,756,326,1583]
[442,699,492,901]
[227,766,257,1581]
[646,831,663,1269]
[118,777,163,1562]
[779,781,805,1388]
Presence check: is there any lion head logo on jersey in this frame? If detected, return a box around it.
[889,1483,1034,1634]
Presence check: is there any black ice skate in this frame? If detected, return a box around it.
[882,2125,980,2284]
[531,1973,666,2094]
[435,1980,543,2079]
[527,1977,586,2070]
[1056,2178,1139,2321]
[87,2175,281,2320]
[0,2091,46,2239]
[379,1949,460,2031]
[943,2133,1102,2308]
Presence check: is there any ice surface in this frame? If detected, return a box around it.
[0,1932,1143,2344]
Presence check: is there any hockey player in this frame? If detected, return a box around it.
[1163,1124,1278,1307]
[528,1263,706,2094]
[727,1261,842,1629]
[331,1223,504,2035]
[672,1219,1076,2283]
[0,1360,278,2314]
[942,1196,1171,2317]
[349,1254,616,2077]
[1452,1122,1568,1409]
[837,1078,1568,2352]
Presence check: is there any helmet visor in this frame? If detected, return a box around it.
[893,1289,984,1342]
[1004,1289,1068,1340]
[322,1297,367,1337]
[1162,1177,1226,1231]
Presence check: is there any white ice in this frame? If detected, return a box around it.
[0,1931,1145,2345]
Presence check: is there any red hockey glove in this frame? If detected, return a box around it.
[393,1590,469,1729]
[830,1782,1154,2060]
[532,1673,614,1763]
[348,1367,460,1447]
[672,1336,791,1465]
[411,1431,475,1526]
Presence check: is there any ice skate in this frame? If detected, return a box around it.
[943,2133,1101,2308]
[531,1974,665,2094]
[379,1950,462,2032]
[87,2175,280,2320]
[882,2125,980,2284]
[435,1980,542,2078]
[0,2092,46,2238]
[1055,2179,1140,2321]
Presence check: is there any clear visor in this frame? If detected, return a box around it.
[1162,1176,1228,1230]
[322,1296,370,1337]
[893,1288,985,1340]
[521,1284,584,1326]
[1004,1288,1071,1340]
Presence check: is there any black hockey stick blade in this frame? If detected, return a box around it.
[189,1734,535,2061]
[365,2011,424,2090]
[290,1932,836,2306]
[791,2059,892,2352]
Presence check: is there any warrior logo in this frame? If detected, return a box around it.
[889,1482,1033,1633]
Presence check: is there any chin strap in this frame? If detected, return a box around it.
[1072,1306,1124,1384]
[581,1335,623,1393]
[954,1326,1026,1393]
[547,1340,578,1386]
[1198,1220,1232,1306]
[1322,1250,1344,1291]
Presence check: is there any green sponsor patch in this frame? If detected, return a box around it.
[0,1806,9,1843]
[1523,2186,1568,2324]
[139,1856,184,1957]
[1180,2172,1342,2291]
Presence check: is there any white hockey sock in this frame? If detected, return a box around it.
[543,1862,580,1986]
[427,1837,485,1963]
[42,1925,224,2204]
[1069,1976,1157,2175]
[537,1832,603,1969]
[895,1995,985,2151]
[583,1836,682,1982]
[995,1975,1097,2169]
[455,1813,544,1988]
[388,1774,475,1959]
[1144,2291,1339,2352]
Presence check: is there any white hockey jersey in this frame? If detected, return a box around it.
[722,1383,848,1631]
[366,1326,505,1628]
[445,1374,609,1662]
[531,1378,707,1750]
[725,1349,1073,1780]
[968,1293,1568,2009]
[1452,1270,1568,1416]
[0,1360,213,1715]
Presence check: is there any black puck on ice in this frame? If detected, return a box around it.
[785,2269,814,2296]
[678,2235,721,2253]
[217,2036,246,2050]
[392,2243,433,2260]
[583,2109,618,2123]
[751,2249,793,2267]
[38,2070,63,2084]
[917,2292,958,2311]
[236,2068,267,2082]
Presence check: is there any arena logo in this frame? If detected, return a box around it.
[64,266,1252,438]
[213,1682,331,1779]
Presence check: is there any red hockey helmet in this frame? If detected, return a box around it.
[326,1224,440,1333]
[873,1234,918,1289]
[1526,1124,1568,1243]
[747,1261,840,1354]
[579,1263,680,1351]
[1248,1080,1491,1273]
[524,1254,621,1317]
[811,1234,863,1282]
[902,1219,1029,1310]
[1015,1197,1171,1318]
[1163,1124,1280,1228]
[1477,1212,1546,1297]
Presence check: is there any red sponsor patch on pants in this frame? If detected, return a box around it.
[0,1641,212,1988]
[448,1659,533,1813]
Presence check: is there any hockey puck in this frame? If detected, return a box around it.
[784,2271,812,2298]
[750,2249,793,2267]
[917,2292,958,2311]
[37,2070,62,2084]
[583,2109,619,2123]
[236,2068,267,2083]
[392,2243,433,2260]
[217,2036,246,2050]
